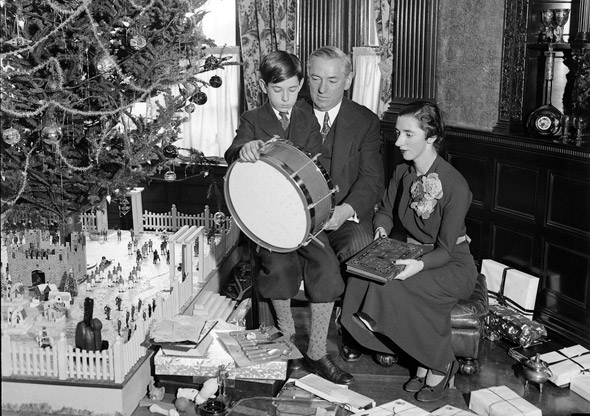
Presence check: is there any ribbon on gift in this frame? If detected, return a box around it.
[482,260,539,319]
[544,347,590,386]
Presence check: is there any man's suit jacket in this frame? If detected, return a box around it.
[224,101,322,164]
[296,97,384,224]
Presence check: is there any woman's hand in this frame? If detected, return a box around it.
[239,140,265,162]
[394,259,424,280]
[374,227,387,240]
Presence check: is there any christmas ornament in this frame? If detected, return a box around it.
[3,128,21,145]
[129,35,147,50]
[181,81,197,97]
[130,165,142,172]
[42,123,63,145]
[106,195,112,204]
[175,15,193,32]
[209,75,222,88]
[191,91,207,105]
[185,103,195,113]
[162,144,179,159]
[164,170,177,181]
[119,197,131,216]
[213,211,226,226]
[96,53,116,74]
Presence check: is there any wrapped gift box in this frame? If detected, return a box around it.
[570,374,590,402]
[356,399,430,415]
[485,305,547,348]
[469,385,541,416]
[481,259,539,319]
[431,404,477,415]
[539,344,590,387]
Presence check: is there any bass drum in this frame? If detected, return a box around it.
[224,139,336,252]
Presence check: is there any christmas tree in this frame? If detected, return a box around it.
[0,0,233,227]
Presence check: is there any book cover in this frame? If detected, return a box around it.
[345,237,424,283]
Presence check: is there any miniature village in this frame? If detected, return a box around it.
[1,222,176,352]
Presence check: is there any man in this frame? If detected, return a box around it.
[295,46,386,376]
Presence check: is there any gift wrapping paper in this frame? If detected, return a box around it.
[485,305,547,348]
[481,259,539,319]
[357,399,430,415]
[430,404,477,415]
[570,374,590,402]
[469,385,541,416]
[539,344,590,387]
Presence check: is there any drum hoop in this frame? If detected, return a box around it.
[224,159,313,253]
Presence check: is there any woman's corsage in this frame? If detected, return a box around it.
[410,173,443,219]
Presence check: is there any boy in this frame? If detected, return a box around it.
[224,51,352,384]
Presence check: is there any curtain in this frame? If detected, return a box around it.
[177,47,241,157]
[374,0,395,115]
[352,47,382,115]
[238,0,297,111]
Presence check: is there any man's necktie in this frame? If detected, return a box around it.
[279,112,290,131]
[321,112,330,143]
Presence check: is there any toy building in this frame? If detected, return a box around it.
[5,226,87,291]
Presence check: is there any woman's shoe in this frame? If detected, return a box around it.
[403,376,425,392]
[415,360,459,402]
[374,352,397,367]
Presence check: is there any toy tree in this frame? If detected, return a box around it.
[0,0,232,226]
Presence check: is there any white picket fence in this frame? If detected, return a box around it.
[1,217,240,383]
[143,205,230,233]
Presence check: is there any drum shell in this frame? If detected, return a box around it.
[224,140,335,252]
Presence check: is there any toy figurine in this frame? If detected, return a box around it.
[115,296,122,311]
[104,305,111,320]
[75,297,107,351]
[138,298,142,312]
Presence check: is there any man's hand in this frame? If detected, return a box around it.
[323,203,355,231]
[374,227,387,240]
[239,140,265,162]
[393,259,424,281]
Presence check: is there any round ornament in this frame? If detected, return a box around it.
[3,127,21,145]
[129,35,147,50]
[130,164,142,172]
[164,170,177,181]
[209,75,222,88]
[162,144,179,159]
[42,124,63,145]
[181,81,197,97]
[213,211,226,226]
[185,103,195,113]
[191,91,208,105]
[175,15,193,32]
[96,53,116,74]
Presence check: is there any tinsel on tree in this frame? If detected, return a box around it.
[0,0,234,228]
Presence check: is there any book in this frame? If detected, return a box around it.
[345,237,424,283]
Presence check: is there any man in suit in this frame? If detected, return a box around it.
[225,51,352,384]
[295,46,387,367]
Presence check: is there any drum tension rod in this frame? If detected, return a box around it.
[290,154,322,178]
[308,185,339,209]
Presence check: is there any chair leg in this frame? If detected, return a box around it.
[457,357,479,376]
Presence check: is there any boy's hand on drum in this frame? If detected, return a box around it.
[239,140,264,162]
[324,204,355,231]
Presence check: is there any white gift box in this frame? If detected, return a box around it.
[430,404,477,415]
[469,385,541,416]
[356,399,430,415]
[481,259,539,318]
[540,345,590,387]
[570,374,590,402]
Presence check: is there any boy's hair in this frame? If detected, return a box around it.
[259,51,303,85]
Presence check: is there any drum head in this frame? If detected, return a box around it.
[225,160,311,252]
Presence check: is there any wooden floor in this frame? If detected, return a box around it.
[134,303,590,415]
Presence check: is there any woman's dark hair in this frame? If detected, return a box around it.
[259,51,303,85]
[399,101,446,151]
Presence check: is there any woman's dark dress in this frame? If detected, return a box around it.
[341,156,477,373]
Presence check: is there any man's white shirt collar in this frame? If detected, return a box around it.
[314,102,342,128]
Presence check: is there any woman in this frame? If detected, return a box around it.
[341,101,477,402]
